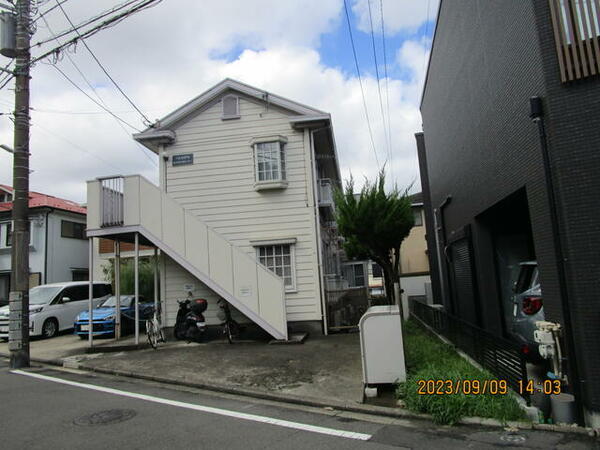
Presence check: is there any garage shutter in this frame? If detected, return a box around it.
[448,237,480,325]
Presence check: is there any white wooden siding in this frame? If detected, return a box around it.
[165,94,321,322]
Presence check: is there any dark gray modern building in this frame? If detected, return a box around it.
[416,0,600,426]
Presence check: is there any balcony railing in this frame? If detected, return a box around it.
[549,0,600,82]
[99,176,124,227]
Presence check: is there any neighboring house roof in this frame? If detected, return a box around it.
[0,184,86,215]
[133,78,331,152]
[409,192,423,205]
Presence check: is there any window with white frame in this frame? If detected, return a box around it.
[256,244,295,290]
[413,209,423,226]
[255,141,286,182]
[222,95,240,119]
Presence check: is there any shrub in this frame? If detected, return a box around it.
[397,320,526,425]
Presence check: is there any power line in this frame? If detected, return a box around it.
[39,9,157,168]
[33,0,70,25]
[342,0,380,170]
[51,63,141,131]
[32,0,142,47]
[55,0,154,127]
[33,121,124,173]
[380,0,393,179]
[30,0,163,65]
[367,0,390,167]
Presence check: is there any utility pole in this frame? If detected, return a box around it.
[9,0,31,369]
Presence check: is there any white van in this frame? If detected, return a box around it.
[0,281,112,339]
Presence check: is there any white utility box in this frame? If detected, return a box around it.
[359,305,406,386]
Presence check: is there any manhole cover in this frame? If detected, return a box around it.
[74,409,136,426]
[500,433,526,443]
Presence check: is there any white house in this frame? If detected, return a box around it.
[85,79,346,339]
[0,185,89,306]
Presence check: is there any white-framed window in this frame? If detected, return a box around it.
[345,262,366,288]
[413,208,423,226]
[222,95,240,119]
[255,242,296,291]
[255,141,286,182]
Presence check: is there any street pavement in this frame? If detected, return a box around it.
[1,359,597,450]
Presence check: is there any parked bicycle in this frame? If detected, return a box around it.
[146,302,166,349]
[218,298,240,344]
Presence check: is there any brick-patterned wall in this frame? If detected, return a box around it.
[420,0,600,413]
[99,238,153,254]
[532,0,600,412]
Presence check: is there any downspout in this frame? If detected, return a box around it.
[43,211,49,284]
[309,128,328,335]
[437,196,452,311]
[530,96,583,424]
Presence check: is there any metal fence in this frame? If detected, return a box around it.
[99,176,124,227]
[410,299,530,402]
[326,286,369,330]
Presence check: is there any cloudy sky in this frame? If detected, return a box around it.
[0,0,438,203]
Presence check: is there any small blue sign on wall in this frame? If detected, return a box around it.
[172,153,194,166]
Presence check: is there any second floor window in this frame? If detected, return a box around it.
[61,220,86,240]
[255,141,286,182]
[5,223,11,247]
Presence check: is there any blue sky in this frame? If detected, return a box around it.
[0,0,439,201]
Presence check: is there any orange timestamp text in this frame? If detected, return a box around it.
[417,379,509,395]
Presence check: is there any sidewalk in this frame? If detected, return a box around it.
[1,330,365,406]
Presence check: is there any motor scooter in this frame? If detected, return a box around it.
[174,298,208,342]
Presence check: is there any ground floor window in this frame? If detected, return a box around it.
[345,262,366,287]
[0,272,9,307]
[71,269,89,281]
[256,244,295,291]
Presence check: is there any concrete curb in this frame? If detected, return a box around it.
[1,351,597,437]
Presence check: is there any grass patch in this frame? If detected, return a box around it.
[396,320,526,425]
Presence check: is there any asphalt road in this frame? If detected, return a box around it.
[0,359,597,450]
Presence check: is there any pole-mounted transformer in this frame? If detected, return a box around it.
[0,11,15,58]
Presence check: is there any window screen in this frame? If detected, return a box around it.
[256,142,285,182]
[222,95,239,117]
[61,220,86,239]
[413,209,423,226]
[257,244,294,288]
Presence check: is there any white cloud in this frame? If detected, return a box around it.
[0,0,427,203]
[351,0,439,35]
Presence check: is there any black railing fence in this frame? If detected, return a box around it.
[410,299,530,403]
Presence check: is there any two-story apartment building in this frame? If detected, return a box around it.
[86,79,344,339]
[0,185,89,306]
[417,0,600,426]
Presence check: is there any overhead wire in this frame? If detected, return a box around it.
[39,10,157,167]
[342,0,380,170]
[379,0,393,181]
[30,0,163,65]
[31,0,142,47]
[32,0,70,25]
[367,0,390,168]
[51,63,141,131]
[55,0,154,127]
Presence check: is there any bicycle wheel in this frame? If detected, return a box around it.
[146,320,158,349]
[226,320,240,344]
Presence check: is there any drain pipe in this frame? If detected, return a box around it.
[436,196,452,311]
[529,96,583,425]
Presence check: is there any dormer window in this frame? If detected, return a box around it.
[222,95,240,120]
[251,135,289,191]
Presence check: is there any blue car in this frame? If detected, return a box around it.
[74,295,154,339]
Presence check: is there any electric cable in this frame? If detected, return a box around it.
[343,0,380,170]
[367,0,390,166]
[55,0,154,127]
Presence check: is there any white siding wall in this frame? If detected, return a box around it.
[47,211,88,283]
[164,255,247,326]
[164,94,321,323]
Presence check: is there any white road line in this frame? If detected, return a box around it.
[11,369,372,441]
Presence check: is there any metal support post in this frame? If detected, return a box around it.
[134,232,139,345]
[88,238,93,347]
[115,240,121,340]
